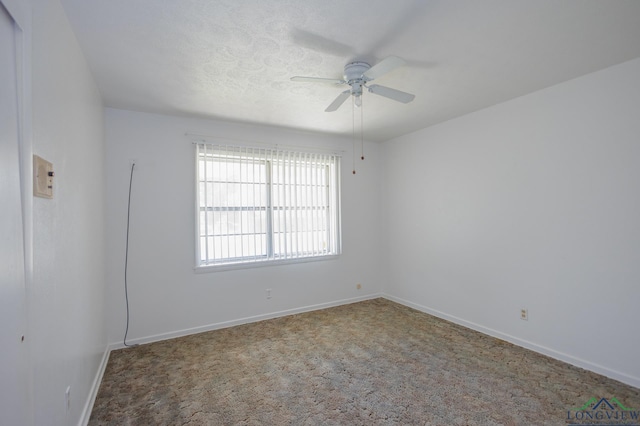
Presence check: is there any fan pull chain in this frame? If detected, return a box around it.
[352,95,356,174]
[360,95,364,161]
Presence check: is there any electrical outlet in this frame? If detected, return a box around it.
[65,386,71,412]
[520,308,528,321]
[266,288,272,299]
[356,283,362,290]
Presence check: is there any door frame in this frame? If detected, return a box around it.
[1,0,33,424]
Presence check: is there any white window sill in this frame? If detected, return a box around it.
[194,254,340,273]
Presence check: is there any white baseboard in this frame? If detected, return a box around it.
[382,294,640,390]
[78,346,111,426]
[109,293,383,351]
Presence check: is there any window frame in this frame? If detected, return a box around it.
[194,143,342,272]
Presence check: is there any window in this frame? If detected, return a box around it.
[196,143,341,269]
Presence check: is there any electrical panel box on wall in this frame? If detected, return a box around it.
[33,155,54,199]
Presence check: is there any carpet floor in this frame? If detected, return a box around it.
[90,298,639,425]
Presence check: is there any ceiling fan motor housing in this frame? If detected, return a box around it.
[344,62,370,96]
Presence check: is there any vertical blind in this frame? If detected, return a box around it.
[196,143,341,267]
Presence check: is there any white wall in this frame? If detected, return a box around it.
[105,109,382,346]
[31,0,107,424]
[381,58,640,388]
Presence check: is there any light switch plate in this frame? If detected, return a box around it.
[33,155,54,199]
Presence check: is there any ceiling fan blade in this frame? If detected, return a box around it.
[325,90,351,112]
[363,56,406,80]
[367,84,415,103]
[291,76,344,84]
[290,28,355,57]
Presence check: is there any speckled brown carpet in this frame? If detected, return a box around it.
[90,298,639,425]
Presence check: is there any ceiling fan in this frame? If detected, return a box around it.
[290,56,415,112]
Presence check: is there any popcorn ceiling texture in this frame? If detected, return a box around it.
[61,0,640,141]
[89,299,639,425]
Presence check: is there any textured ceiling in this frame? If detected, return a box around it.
[60,0,640,142]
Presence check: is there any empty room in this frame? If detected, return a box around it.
[1,0,640,425]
